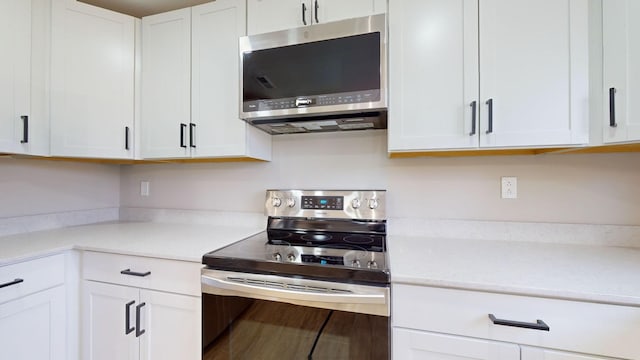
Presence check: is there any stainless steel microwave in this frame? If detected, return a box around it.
[239,14,387,135]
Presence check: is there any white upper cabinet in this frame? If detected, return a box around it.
[388,0,479,151]
[50,0,135,159]
[389,0,590,152]
[140,8,191,159]
[0,0,31,154]
[0,0,49,156]
[603,0,640,143]
[247,0,386,35]
[142,1,271,160]
[479,0,588,148]
[191,0,270,159]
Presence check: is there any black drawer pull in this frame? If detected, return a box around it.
[609,87,617,128]
[488,313,549,331]
[120,269,151,277]
[0,278,24,289]
[189,123,196,148]
[469,101,477,136]
[125,300,135,335]
[125,126,130,150]
[180,123,187,148]
[20,116,28,143]
[136,302,146,337]
[485,98,493,134]
[302,3,307,25]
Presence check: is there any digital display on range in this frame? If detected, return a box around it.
[301,255,344,265]
[301,196,343,210]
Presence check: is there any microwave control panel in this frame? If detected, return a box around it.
[244,90,380,112]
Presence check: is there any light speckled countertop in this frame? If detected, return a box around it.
[3,222,640,307]
[0,222,264,266]
[388,235,640,307]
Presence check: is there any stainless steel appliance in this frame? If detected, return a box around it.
[239,15,387,135]
[201,190,389,359]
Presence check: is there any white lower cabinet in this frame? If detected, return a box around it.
[392,284,640,360]
[0,285,66,360]
[393,328,519,360]
[81,251,202,360]
[521,347,613,360]
[0,254,67,360]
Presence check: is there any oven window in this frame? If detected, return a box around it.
[202,294,389,359]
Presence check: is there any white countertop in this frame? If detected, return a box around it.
[4,221,640,307]
[0,222,264,266]
[388,235,640,307]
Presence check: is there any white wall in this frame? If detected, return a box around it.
[120,131,640,226]
[0,157,120,218]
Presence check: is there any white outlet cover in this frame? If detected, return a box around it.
[501,176,517,199]
[140,181,150,197]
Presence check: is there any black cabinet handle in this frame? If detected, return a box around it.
[120,269,151,277]
[180,123,187,148]
[20,116,28,143]
[0,278,24,289]
[125,126,130,150]
[135,302,146,337]
[469,101,477,136]
[485,98,493,134]
[488,314,550,331]
[609,87,617,128]
[302,3,307,25]
[314,0,319,23]
[125,300,135,335]
[189,123,196,148]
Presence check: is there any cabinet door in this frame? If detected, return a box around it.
[521,346,613,360]
[50,0,135,159]
[393,328,520,360]
[140,8,191,159]
[82,281,139,360]
[191,0,250,158]
[247,0,309,35]
[479,0,589,148]
[603,0,640,143]
[0,286,66,360]
[388,0,479,151]
[314,0,386,25]
[139,289,200,360]
[0,0,31,154]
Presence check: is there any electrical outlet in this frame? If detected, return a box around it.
[140,181,150,197]
[501,176,517,199]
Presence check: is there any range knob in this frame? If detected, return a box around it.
[272,197,282,207]
[351,198,361,209]
[286,198,296,208]
[273,253,282,261]
[351,259,361,268]
[368,198,379,209]
[367,261,378,269]
[287,253,296,262]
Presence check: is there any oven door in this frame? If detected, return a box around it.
[201,269,390,359]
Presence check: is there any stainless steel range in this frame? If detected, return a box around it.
[201,190,389,359]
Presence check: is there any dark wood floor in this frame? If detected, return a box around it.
[202,300,388,360]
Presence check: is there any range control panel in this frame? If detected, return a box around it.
[265,189,386,220]
[301,196,343,210]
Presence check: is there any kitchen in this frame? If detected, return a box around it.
[2,0,640,359]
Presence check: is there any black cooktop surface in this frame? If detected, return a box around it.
[202,231,390,286]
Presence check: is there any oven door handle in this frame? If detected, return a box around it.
[202,274,387,305]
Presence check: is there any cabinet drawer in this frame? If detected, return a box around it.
[392,284,640,359]
[0,254,65,304]
[82,251,202,296]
